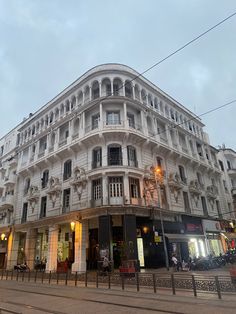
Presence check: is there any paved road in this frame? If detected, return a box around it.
[0,281,236,314]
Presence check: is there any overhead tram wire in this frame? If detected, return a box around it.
[82,97,236,166]
[73,10,236,164]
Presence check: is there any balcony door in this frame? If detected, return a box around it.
[109,177,123,205]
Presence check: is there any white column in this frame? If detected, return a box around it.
[72,220,88,273]
[111,79,113,96]
[132,85,135,99]
[46,225,58,272]
[25,229,37,270]
[123,102,127,128]
[141,111,148,136]
[6,231,19,270]
[123,173,130,204]
[102,175,108,205]
[99,81,102,98]
[89,86,92,101]
[122,80,125,96]
[99,102,103,129]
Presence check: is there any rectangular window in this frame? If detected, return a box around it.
[127,146,137,167]
[21,203,28,223]
[129,178,140,198]
[40,196,47,218]
[63,188,71,213]
[63,160,72,180]
[108,146,122,166]
[183,192,191,213]
[218,160,224,172]
[92,114,100,130]
[106,111,120,125]
[127,112,135,128]
[109,177,123,197]
[92,148,102,168]
[179,165,187,184]
[41,170,49,189]
[92,179,102,200]
[201,196,208,216]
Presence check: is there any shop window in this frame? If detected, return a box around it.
[92,147,102,169]
[63,160,72,180]
[21,203,28,223]
[127,146,138,167]
[40,196,47,218]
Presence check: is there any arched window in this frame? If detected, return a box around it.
[60,103,64,116]
[178,165,187,184]
[125,80,132,98]
[134,85,140,100]
[45,115,49,126]
[24,177,31,196]
[127,146,138,167]
[55,108,59,120]
[92,81,100,99]
[141,89,146,103]
[101,78,111,96]
[71,96,76,110]
[154,98,158,110]
[113,78,122,96]
[92,147,102,169]
[65,100,70,112]
[148,94,153,107]
[78,91,83,106]
[84,86,90,102]
[73,117,80,135]
[49,112,54,123]
[108,144,122,166]
[32,125,35,136]
[63,160,72,181]
[41,169,49,188]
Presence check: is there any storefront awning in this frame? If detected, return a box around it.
[165,233,205,242]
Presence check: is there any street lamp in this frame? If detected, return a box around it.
[152,166,169,271]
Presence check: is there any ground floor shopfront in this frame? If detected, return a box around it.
[1,209,233,271]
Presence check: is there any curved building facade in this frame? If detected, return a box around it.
[0,64,233,271]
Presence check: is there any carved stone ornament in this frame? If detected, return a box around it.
[27,185,40,211]
[206,184,218,200]
[168,172,182,202]
[70,167,87,200]
[47,176,62,207]
[189,180,202,196]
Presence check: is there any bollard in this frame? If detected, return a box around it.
[28,270,31,282]
[108,273,111,289]
[153,273,157,293]
[65,271,68,286]
[34,270,38,283]
[215,276,222,299]
[75,271,78,287]
[22,271,25,282]
[171,274,176,295]
[136,272,140,292]
[56,272,59,285]
[96,271,99,288]
[41,271,44,283]
[1,269,4,280]
[6,270,8,280]
[49,271,51,284]
[16,271,19,281]
[192,275,197,297]
[85,271,88,287]
[121,273,125,291]
[11,270,13,281]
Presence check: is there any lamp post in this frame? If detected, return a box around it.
[153,166,169,271]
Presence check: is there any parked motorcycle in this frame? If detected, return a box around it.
[14,263,30,272]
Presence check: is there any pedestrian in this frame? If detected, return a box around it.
[102,255,110,274]
[171,254,179,271]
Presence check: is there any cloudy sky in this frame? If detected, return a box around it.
[0,0,236,149]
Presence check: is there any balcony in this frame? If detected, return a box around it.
[0,195,14,209]
[227,168,236,176]
[3,174,16,186]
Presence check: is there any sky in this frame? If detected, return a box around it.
[0,0,236,149]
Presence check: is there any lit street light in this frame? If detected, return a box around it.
[152,166,169,271]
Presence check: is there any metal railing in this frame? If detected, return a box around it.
[0,269,235,299]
